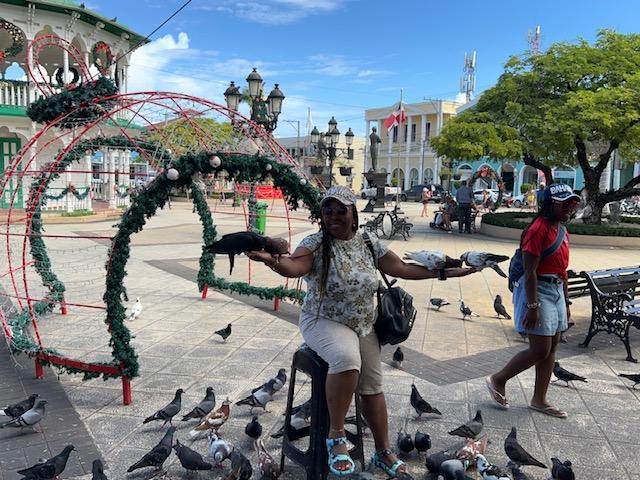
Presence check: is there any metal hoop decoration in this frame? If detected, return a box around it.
[469,165,505,210]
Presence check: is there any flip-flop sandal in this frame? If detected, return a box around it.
[485,376,509,409]
[529,404,568,418]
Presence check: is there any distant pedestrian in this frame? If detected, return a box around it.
[526,188,537,211]
[421,187,432,217]
[536,182,546,210]
[455,180,474,234]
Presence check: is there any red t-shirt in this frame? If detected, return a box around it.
[521,217,570,279]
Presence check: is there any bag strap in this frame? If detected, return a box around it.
[541,225,566,259]
[362,232,394,289]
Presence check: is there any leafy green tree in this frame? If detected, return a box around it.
[146,117,238,157]
[431,30,640,224]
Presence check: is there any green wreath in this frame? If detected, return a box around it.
[92,41,114,76]
[470,165,505,211]
[0,19,26,61]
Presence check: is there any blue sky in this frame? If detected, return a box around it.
[86,0,640,137]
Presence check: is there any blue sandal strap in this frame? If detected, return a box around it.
[372,451,406,477]
[326,437,356,476]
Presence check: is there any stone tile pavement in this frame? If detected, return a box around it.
[1,201,639,479]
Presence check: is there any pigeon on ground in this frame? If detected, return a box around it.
[425,450,457,474]
[459,300,480,320]
[225,449,253,480]
[414,430,431,453]
[127,427,175,473]
[440,459,470,480]
[476,454,511,480]
[189,398,231,437]
[430,298,450,310]
[396,429,414,454]
[619,373,640,389]
[460,251,509,277]
[17,444,75,479]
[205,231,289,275]
[245,416,263,439]
[236,379,277,412]
[182,387,215,421]
[552,362,587,387]
[1,394,39,419]
[0,400,47,431]
[410,384,442,417]
[208,432,233,466]
[173,439,213,471]
[91,459,108,480]
[448,410,483,439]
[392,346,404,368]
[551,457,575,480]
[504,426,546,468]
[253,369,287,394]
[494,295,511,319]
[272,400,312,439]
[215,323,232,342]
[255,438,281,480]
[143,388,183,426]
[403,251,463,270]
[456,435,488,462]
[128,297,142,320]
[509,464,533,480]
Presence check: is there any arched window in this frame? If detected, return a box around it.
[409,168,419,187]
[456,164,472,181]
[424,168,434,183]
[391,168,404,187]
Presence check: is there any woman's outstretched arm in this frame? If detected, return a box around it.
[377,249,476,280]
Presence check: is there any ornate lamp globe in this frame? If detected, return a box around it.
[223,81,241,111]
[330,127,340,146]
[310,126,320,145]
[344,127,354,147]
[267,84,285,116]
[246,68,263,99]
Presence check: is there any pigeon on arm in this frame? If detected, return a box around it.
[205,232,289,274]
[460,251,509,277]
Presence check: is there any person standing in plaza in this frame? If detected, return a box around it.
[455,180,474,233]
[420,187,432,217]
[247,185,477,477]
[486,184,580,419]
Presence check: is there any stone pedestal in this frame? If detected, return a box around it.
[362,172,387,211]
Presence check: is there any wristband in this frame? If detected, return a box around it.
[267,257,280,270]
[526,302,540,310]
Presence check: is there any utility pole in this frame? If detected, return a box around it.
[528,25,541,55]
[460,51,476,103]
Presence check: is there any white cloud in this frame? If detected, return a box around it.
[357,69,391,78]
[195,0,345,25]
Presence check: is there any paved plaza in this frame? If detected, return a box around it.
[2,200,640,479]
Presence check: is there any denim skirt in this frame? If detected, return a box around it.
[513,275,568,336]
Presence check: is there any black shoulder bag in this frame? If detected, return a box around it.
[363,233,417,345]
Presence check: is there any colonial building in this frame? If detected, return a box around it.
[364,100,461,189]
[0,0,147,211]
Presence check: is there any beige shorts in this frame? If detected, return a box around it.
[299,316,383,395]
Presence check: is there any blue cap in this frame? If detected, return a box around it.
[543,183,580,203]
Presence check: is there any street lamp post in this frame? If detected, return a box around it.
[310,117,354,188]
[223,68,285,227]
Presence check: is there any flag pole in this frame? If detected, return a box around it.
[396,89,403,210]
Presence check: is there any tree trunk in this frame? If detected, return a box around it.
[580,172,604,225]
[523,153,553,185]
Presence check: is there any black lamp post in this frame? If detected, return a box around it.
[310,117,354,188]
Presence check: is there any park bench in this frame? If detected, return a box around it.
[569,266,640,362]
[451,209,479,233]
[361,206,413,240]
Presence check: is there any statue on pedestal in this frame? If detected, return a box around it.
[369,126,382,172]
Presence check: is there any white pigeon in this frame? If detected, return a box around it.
[207,432,233,466]
[403,250,447,270]
[128,297,142,321]
[476,454,511,480]
[460,251,509,278]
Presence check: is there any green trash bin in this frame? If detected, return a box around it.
[255,202,269,234]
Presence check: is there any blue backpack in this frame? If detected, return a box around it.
[508,225,566,292]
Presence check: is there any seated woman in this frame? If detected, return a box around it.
[247,185,477,477]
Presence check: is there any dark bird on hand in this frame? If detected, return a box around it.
[215,323,232,342]
[205,231,289,274]
[552,361,587,387]
[448,409,483,439]
[173,439,213,471]
[392,346,404,368]
[410,383,441,417]
[430,297,450,310]
[127,427,175,473]
[504,426,546,468]
[91,459,108,480]
[425,450,456,474]
[396,429,414,454]
[618,373,640,389]
[1,393,39,419]
[0,400,47,430]
[414,430,431,453]
[551,457,575,480]
[459,300,480,320]
[509,464,533,480]
[17,444,74,479]
[225,449,253,480]
[245,416,263,439]
[143,388,183,426]
[236,379,277,412]
[182,386,215,421]
[460,251,509,277]
[494,295,511,319]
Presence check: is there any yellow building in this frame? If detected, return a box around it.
[364,100,461,189]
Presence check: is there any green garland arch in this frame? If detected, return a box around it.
[469,165,505,211]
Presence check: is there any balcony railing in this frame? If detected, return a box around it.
[375,141,436,155]
[0,80,62,108]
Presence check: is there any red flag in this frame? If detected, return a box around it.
[383,102,406,131]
